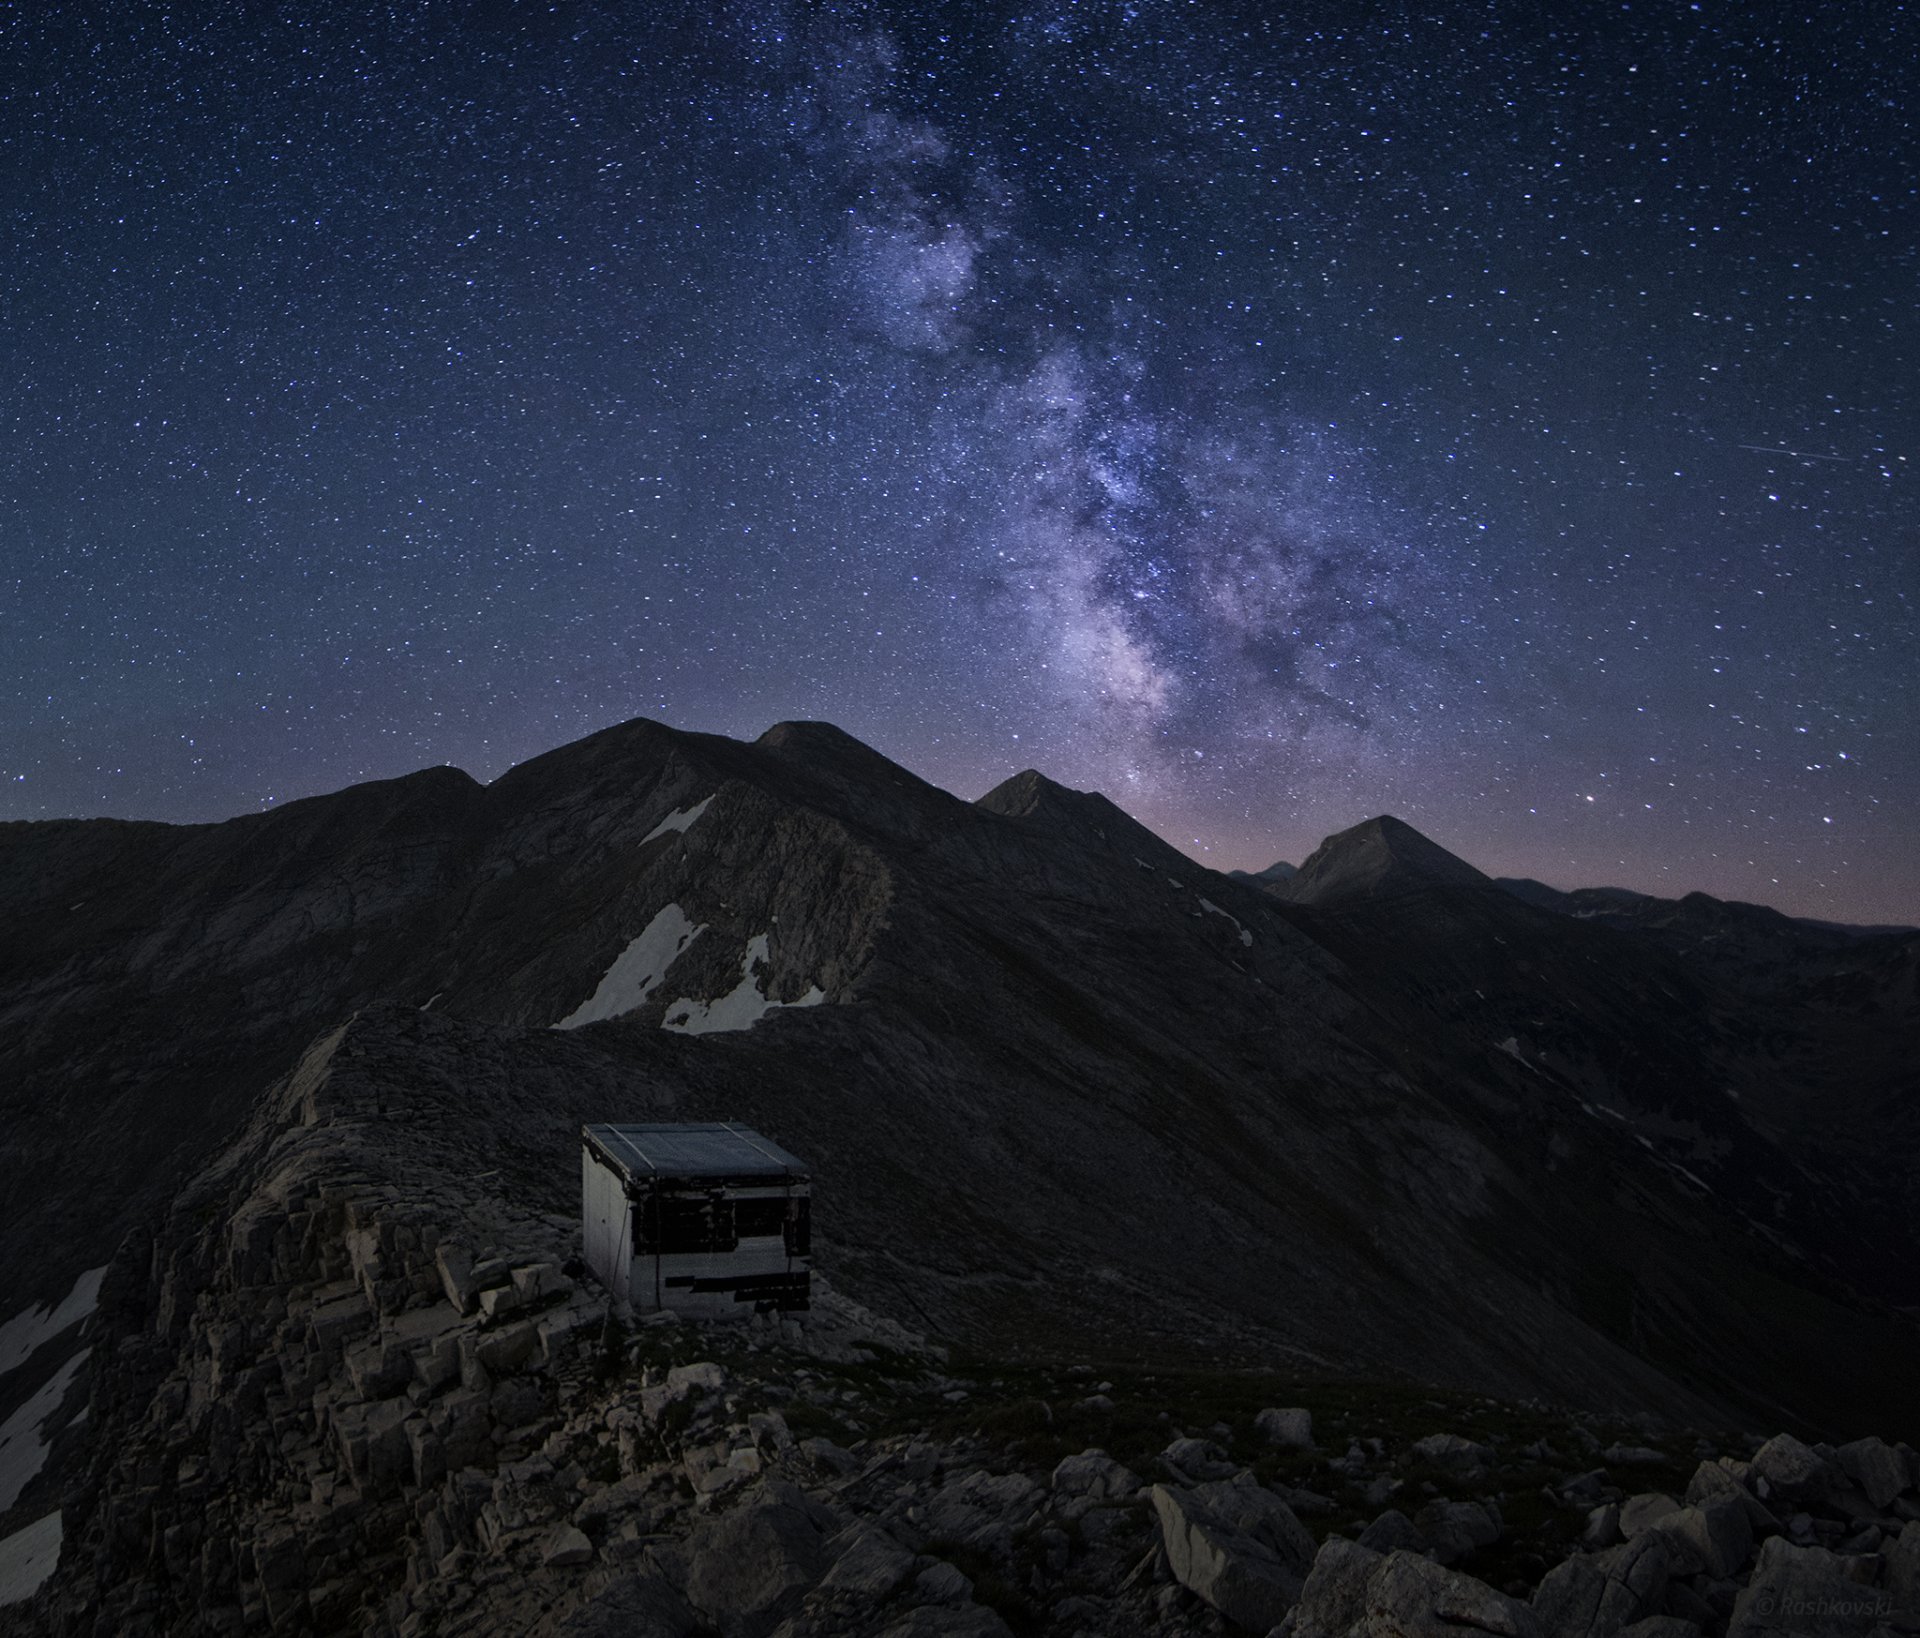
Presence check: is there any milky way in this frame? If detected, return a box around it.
[3,3,1915,920]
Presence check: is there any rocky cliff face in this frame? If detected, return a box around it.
[2,715,1918,1631]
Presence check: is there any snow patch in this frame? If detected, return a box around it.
[1197,898,1255,947]
[555,904,705,1029]
[0,1349,85,1512]
[0,1511,62,1609]
[0,1266,106,1381]
[642,794,714,844]
[1496,1037,1524,1062]
[662,934,826,1035]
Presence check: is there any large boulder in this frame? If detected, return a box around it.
[1531,1532,1670,1638]
[1414,1498,1502,1566]
[1726,1536,1888,1637]
[1747,1434,1835,1509]
[819,1523,918,1599]
[1886,1521,1920,1613]
[684,1479,839,1638]
[1291,1537,1383,1638]
[1683,1459,1779,1537]
[1050,1449,1140,1500]
[1151,1483,1308,1632]
[1258,1407,1315,1449]
[1646,1492,1753,1579]
[1833,1437,1908,1511]
[1361,1549,1539,1637]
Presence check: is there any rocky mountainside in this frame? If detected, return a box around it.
[8,1000,1919,1636]
[2,716,1918,1630]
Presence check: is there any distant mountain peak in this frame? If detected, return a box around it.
[1283,814,1491,905]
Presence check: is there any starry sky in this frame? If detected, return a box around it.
[4,2,1916,923]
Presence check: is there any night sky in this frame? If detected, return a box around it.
[5,3,1915,923]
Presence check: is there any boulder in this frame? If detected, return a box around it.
[1258,1408,1315,1449]
[1291,1537,1383,1638]
[1726,1535,1888,1637]
[1747,1434,1834,1508]
[914,1560,974,1604]
[1834,1437,1908,1511]
[1357,1508,1427,1556]
[1411,1433,1493,1468]
[543,1524,593,1568]
[684,1479,838,1638]
[1051,1449,1140,1500]
[1615,1621,1702,1638]
[1619,1494,1680,1538]
[1646,1492,1752,1579]
[1580,1503,1621,1552]
[1886,1521,1920,1612]
[819,1524,918,1599]
[1361,1549,1539,1637]
[1414,1498,1502,1566]
[1683,1460,1779,1533]
[1531,1532,1670,1638]
[1151,1483,1306,1632]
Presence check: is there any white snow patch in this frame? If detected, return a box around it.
[0,1266,105,1381]
[0,1349,85,1512]
[1672,1165,1713,1193]
[662,934,826,1035]
[642,794,714,844]
[1495,1037,1525,1062]
[0,1511,62,1609]
[555,904,705,1029]
[1197,897,1255,947]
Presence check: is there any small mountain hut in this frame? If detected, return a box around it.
[580,1122,810,1317]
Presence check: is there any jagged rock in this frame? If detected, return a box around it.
[1291,1536,1383,1638]
[1414,1498,1502,1565]
[1258,1408,1315,1449]
[1151,1482,1308,1632]
[1882,1520,1920,1603]
[1616,1620,1702,1638]
[1834,1437,1908,1510]
[914,1560,973,1604]
[1619,1494,1680,1538]
[1603,1445,1668,1467]
[1747,1434,1834,1507]
[684,1479,839,1638]
[819,1524,919,1598]
[1531,1532,1670,1638]
[1646,1492,1752,1579]
[800,1437,859,1474]
[543,1524,594,1567]
[1361,1549,1539,1636]
[1726,1535,1886,1636]
[1581,1503,1621,1551]
[1357,1508,1427,1556]
[1051,1449,1140,1500]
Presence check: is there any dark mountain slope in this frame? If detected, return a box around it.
[2,719,1916,1445]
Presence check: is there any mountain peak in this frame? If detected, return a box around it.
[1282,814,1491,905]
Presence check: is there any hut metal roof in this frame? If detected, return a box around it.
[582,1122,808,1182]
